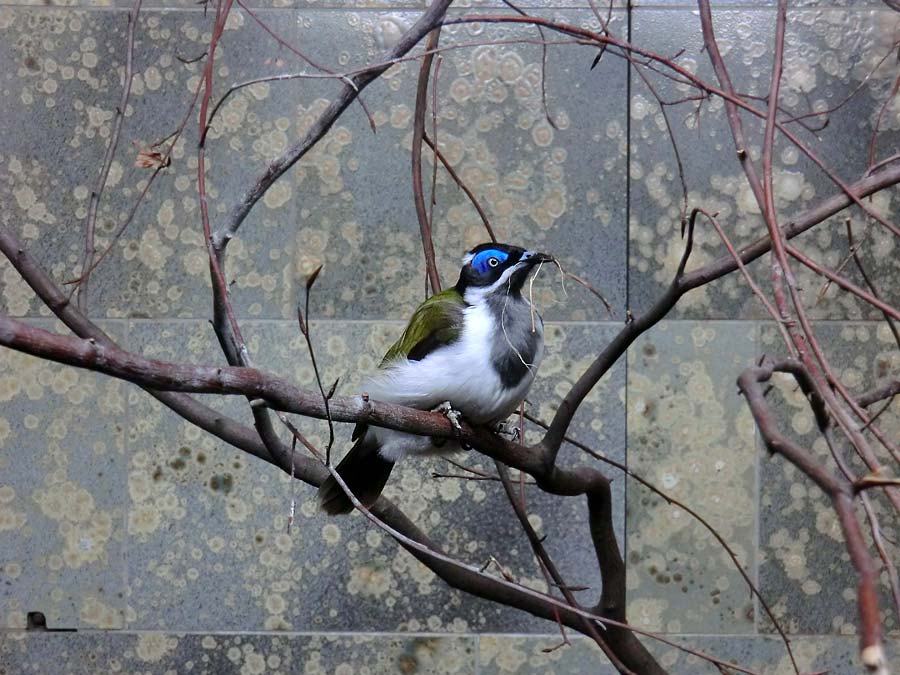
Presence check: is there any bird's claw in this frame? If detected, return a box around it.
[433,401,463,432]
[493,419,520,442]
[432,401,470,449]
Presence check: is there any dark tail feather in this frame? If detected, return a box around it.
[317,435,394,515]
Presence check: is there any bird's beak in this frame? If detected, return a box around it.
[520,250,554,266]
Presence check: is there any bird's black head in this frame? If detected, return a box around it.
[455,243,552,301]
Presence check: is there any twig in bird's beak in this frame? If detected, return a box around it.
[528,259,546,333]
[550,257,614,317]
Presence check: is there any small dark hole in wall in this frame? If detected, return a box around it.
[26,611,76,632]
[26,612,46,631]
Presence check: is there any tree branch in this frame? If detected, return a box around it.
[212,0,455,252]
[738,359,888,675]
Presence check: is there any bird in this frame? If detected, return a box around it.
[318,242,552,515]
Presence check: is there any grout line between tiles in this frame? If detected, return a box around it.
[622,0,632,600]
[120,319,132,632]
[751,319,761,635]
[96,316,814,324]
[0,3,882,10]
[0,628,879,638]
[473,632,481,675]
[0,4,431,10]
[0,3,636,10]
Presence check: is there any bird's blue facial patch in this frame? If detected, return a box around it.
[471,249,509,275]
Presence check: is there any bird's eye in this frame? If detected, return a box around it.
[487,257,500,268]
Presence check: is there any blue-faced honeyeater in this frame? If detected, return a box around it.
[318,243,551,514]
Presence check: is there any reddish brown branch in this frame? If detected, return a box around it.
[412,29,443,296]
[423,133,496,243]
[738,360,888,674]
[494,461,624,671]
[698,0,900,500]
[858,380,900,409]
[198,0,241,351]
[212,0,455,252]
[785,244,900,322]
[76,0,142,311]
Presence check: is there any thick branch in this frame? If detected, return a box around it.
[738,360,887,674]
[543,162,900,456]
[0,229,649,667]
[858,380,900,409]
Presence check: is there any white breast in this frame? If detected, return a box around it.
[365,301,543,461]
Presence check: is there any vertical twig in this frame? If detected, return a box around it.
[422,134,496,242]
[287,435,297,533]
[494,459,620,667]
[412,29,443,295]
[847,220,900,347]
[295,265,336,464]
[428,54,442,232]
[77,0,143,312]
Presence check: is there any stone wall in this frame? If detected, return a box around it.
[0,0,898,673]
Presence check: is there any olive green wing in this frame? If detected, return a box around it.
[380,288,466,366]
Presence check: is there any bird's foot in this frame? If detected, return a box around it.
[432,401,470,449]
[493,419,520,442]
[432,401,463,431]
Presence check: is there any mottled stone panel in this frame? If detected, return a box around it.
[626,321,757,633]
[479,634,899,675]
[0,320,126,630]
[0,8,309,319]
[448,0,626,8]
[757,321,900,636]
[124,318,624,633]
[633,1,885,6]
[628,8,900,320]
[0,6,626,323]
[0,631,477,675]
[303,8,628,322]
[478,634,618,674]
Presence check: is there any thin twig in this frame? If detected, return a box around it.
[412,28,443,296]
[847,220,900,348]
[525,411,799,669]
[423,133,496,242]
[76,0,143,311]
[495,459,614,663]
[296,265,336,463]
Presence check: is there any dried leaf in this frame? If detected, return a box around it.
[305,264,323,290]
[135,147,170,169]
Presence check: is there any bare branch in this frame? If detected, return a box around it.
[412,28,443,295]
[212,0,455,252]
[76,0,142,311]
[738,360,888,674]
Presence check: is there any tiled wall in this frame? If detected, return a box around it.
[0,0,898,673]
